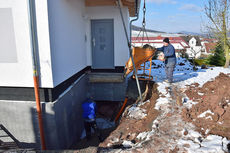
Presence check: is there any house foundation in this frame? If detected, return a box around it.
[0,72,127,149]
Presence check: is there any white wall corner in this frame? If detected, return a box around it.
[35,0,54,88]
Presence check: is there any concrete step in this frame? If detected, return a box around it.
[88,73,127,101]
[0,135,9,138]
[88,73,124,83]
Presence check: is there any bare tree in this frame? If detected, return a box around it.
[204,0,230,68]
[190,47,201,59]
[189,47,200,70]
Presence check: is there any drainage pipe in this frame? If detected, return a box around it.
[114,97,128,122]
[117,0,143,102]
[130,0,139,45]
[27,0,46,150]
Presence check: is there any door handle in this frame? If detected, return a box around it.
[92,38,96,47]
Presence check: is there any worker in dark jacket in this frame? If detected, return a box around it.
[157,38,176,83]
[82,99,102,141]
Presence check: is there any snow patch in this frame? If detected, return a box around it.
[122,140,134,148]
[205,129,210,135]
[198,92,204,96]
[138,100,150,106]
[183,98,198,109]
[154,82,171,110]
[155,97,169,110]
[128,106,147,119]
[137,132,149,140]
[198,110,214,118]
[178,129,229,153]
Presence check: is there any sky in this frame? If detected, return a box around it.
[133,0,207,33]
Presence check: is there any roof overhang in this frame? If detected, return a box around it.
[85,0,141,17]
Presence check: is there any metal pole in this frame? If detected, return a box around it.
[27,0,46,150]
[117,0,143,101]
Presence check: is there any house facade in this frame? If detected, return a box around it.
[0,0,140,149]
[200,38,218,55]
[181,36,202,58]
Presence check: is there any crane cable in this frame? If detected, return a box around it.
[134,0,150,46]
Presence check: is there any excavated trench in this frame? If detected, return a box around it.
[72,73,230,152]
[97,73,230,153]
[71,79,156,151]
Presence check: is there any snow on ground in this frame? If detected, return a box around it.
[99,58,230,152]
[137,58,230,152]
[141,58,230,88]
[178,132,229,153]
[155,82,171,110]
[182,97,198,109]
[127,105,147,119]
[198,110,214,118]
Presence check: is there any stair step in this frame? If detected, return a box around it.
[0,142,18,148]
[89,73,124,83]
[0,135,9,138]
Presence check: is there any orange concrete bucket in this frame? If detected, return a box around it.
[125,47,156,76]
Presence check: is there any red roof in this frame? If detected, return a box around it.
[132,36,189,50]
[204,42,217,53]
[202,38,218,43]
[132,36,184,41]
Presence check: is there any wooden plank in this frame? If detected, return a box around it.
[122,0,135,6]
[85,0,137,17]
[85,0,116,6]
[122,0,136,17]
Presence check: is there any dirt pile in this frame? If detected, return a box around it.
[182,73,230,139]
[99,83,159,149]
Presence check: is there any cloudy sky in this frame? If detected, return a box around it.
[133,0,206,33]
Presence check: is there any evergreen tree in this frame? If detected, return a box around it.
[205,0,230,68]
[208,43,226,66]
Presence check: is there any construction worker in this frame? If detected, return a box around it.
[82,99,103,142]
[157,38,176,83]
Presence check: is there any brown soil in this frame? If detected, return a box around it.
[72,81,157,151]
[72,73,230,152]
[99,83,159,148]
[182,73,230,139]
[97,101,122,119]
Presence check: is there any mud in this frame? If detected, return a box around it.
[99,83,159,148]
[73,73,230,152]
[182,73,230,139]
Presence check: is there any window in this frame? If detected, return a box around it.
[0,8,17,63]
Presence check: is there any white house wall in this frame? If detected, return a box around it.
[187,38,202,58]
[35,0,54,88]
[85,6,130,66]
[0,0,53,88]
[0,1,131,88]
[47,0,87,87]
[186,47,202,58]
[0,1,33,87]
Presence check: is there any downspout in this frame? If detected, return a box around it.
[129,0,142,101]
[27,0,46,150]
[130,0,139,44]
[117,0,143,101]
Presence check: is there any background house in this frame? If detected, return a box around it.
[132,36,189,57]
[200,38,218,55]
[181,36,202,59]
[0,0,140,149]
